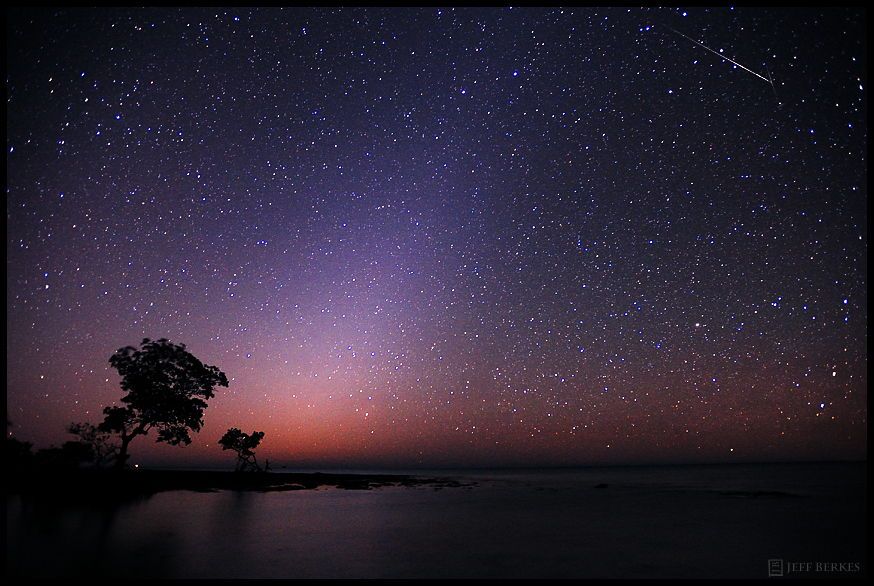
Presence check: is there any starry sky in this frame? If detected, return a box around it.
[6,7,867,469]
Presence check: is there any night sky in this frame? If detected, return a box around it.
[6,7,867,469]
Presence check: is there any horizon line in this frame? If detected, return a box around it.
[130,457,867,473]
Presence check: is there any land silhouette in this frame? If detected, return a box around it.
[4,340,470,496]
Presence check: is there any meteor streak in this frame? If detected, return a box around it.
[668,26,773,85]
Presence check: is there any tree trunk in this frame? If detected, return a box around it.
[114,435,132,469]
[113,423,150,469]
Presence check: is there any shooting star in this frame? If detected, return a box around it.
[667,26,773,86]
[764,62,781,106]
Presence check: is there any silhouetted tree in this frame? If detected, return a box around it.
[5,438,34,471]
[67,422,119,468]
[34,441,94,469]
[5,420,34,472]
[219,428,265,472]
[99,338,229,469]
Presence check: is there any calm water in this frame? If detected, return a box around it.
[6,462,867,578]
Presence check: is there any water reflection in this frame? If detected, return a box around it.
[5,463,867,579]
[6,491,171,578]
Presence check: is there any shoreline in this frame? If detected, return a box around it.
[5,469,475,499]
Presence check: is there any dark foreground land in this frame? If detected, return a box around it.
[5,468,472,499]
